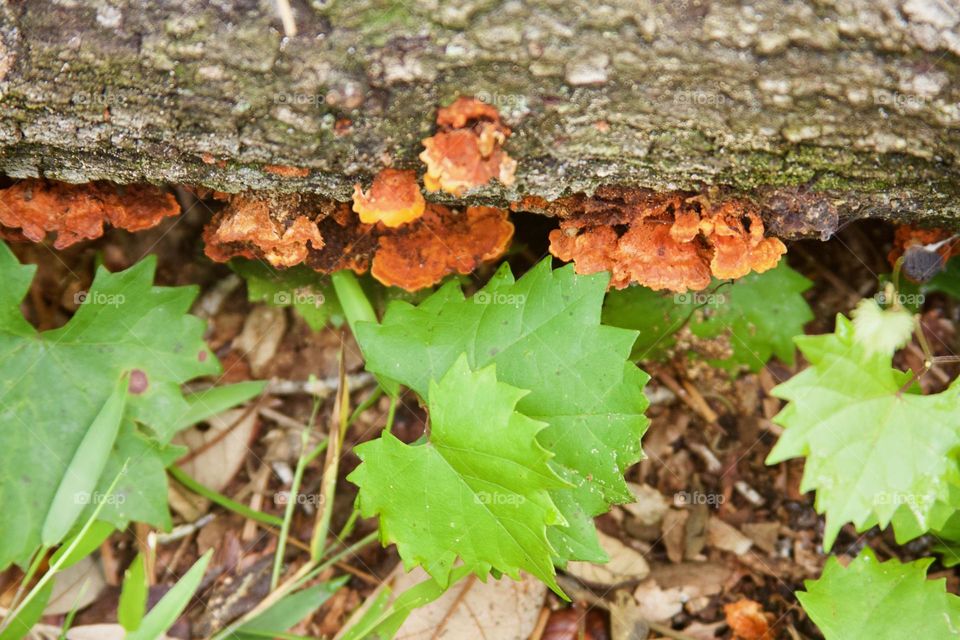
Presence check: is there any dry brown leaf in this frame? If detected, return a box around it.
[233,305,287,376]
[352,168,425,228]
[336,564,545,640]
[723,598,774,640]
[661,509,689,563]
[371,204,513,291]
[622,483,668,526]
[45,556,106,615]
[173,407,259,492]
[0,179,179,249]
[564,531,650,585]
[420,96,517,196]
[706,517,753,556]
[632,579,685,622]
[741,522,780,554]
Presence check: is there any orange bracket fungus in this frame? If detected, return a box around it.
[541,187,786,292]
[420,96,517,196]
[352,168,426,228]
[0,179,180,249]
[371,204,514,292]
[203,195,325,268]
[203,193,513,292]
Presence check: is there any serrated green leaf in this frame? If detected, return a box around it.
[798,548,960,640]
[353,260,649,564]
[0,242,225,568]
[766,315,960,549]
[603,261,813,372]
[126,549,212,640]
[851,298,915,356]
[349,356,568,592]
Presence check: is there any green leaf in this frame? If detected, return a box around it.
[340,567,473,640]
[349,356,568,592]
[603,261,813,372]
[927,257,960,299]
[126,549,212,640]
[42,376,128,546]
[231,260,341,330]
[49,520,116,570]
[175,381,266,431]
[0,242,222,568]
[353,260,650,563]
[118,554,148,632]
[798,548,960,640]
[0,580,53,640]
[850,298,914,356]
[766,315,960,549]
[233,577,347,639]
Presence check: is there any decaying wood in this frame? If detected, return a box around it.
[1,0,959,233]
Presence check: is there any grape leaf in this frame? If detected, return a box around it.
[798,548,960,640]
[0,242,221,568]
[348,356,568,592]
[766,314,960,549]
[353,260,649,563]
[603,261,812,372]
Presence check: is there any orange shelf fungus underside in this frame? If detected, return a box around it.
[539,187,786,292]
[352,168,426,228]
[204,193,513,292]
[372,204,514,291]
[0,179,180,249]
[420,97,517,196]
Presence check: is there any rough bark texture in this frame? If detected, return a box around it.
[1,0,959,233]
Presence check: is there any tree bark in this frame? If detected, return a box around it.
[1,0,959,234]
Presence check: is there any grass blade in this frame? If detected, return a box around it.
[117,553,147,631]
[126,549,212,640]
[174,381,266,430]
